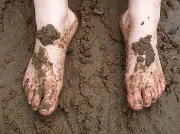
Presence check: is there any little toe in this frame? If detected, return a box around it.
[157,80,163,97]
[24,84,30,95]
[23,78,29,87]
[23,78,31,94]
[39,89,59,116]
[27,87,35,105]
[128,88,143,110]
[161,77,166,91]
[142,88,152,107]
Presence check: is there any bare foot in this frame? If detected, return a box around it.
[119,0,166,110]
[23,0,78,116]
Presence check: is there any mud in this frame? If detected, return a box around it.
[39,102,51,112]
[36,24,60,45]
[32,47,49,88]
[0,0,180,134]
[32,47,52,73]
[132,35,155,67]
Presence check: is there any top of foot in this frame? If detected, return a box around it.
[120,10,166,110]
[23,8,78,116]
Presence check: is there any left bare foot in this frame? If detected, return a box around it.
[119,0,166,110]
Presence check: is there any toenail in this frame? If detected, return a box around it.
[134,100,143,108]
[152,98,157,103]
[144,103,150,107]
[135,104,143,108]
[28,101,32,104]
[33,107,38,111]
[39,109,48,113]
[39,102,51,112]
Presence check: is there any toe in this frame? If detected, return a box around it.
[27,87,35,105]
[23,77,29,87]
[39,89,59,116]
[161,76,166,91]
[157,80,163,97]
[31,87,44,111]
[128,88,143,110]
[151,87,158,103]
[23,78,30,94]
[24,82,30,95]
[142,88,152,107]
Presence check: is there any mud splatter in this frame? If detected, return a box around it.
[132,35,155,67]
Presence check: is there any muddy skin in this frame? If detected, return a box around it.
[37,85,45,97]
[31,47,54,110]
[1,0,180,133]
[39,102,51,112]
[54,21,76,49]
[36,24,60,46]
[131,35,155,67]
[32,47,53,78]
[23,78,33,100]
[29,24,75,112]
[28,19,75,109]
[31,47,53,95]
[134,62,146,72]
[39,88,55,112]
[30,43,66,112]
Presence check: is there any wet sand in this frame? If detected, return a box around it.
[0,0,180,133]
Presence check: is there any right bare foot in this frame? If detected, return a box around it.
[23,0,78,116]
[119,0,166,110]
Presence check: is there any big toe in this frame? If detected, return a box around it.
[31,88,43,111]
[128,88,143,110]
[39,90,59,116]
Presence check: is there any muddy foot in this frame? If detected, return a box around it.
[23,4,78,115]
[119,9,166,110]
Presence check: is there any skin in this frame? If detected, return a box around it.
[23,0,78,116]
[23,0,166,116]
[119,0,166,110]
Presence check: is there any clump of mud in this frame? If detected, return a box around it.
[36,24,60,45]
[131,35,155,67]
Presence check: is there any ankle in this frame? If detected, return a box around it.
[128,1,161,28]
[125,10,158,42]
[34,0,71,31]
[36,10,70,30]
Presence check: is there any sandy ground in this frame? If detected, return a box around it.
[0,0,180,133]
